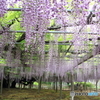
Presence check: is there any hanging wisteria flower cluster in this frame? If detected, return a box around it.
[22,0,68,53]
[0,0,7,17]
[22,0,49,50]
[71,0,91,25]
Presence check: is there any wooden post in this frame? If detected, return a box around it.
[71,73,74,91]
[53,74,55,90]
[71,72,74,100]
[19,82,20,88]
[8,73,10,89]
[0,73,3,94]
[55,76,58,92]
[29,82,32,89]
[96,80,98,92]
[96,66,98,92]
[84,81,87,91]
[38,77,42,93]
[59,76,62,100]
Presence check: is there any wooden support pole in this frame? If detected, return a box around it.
[55,77,58,92]
[38,77,42,93]
[71,73,74,91]
[59,77,62,100]
[96,66,98,92]
[96,80,98,92]
[0,73,3,94]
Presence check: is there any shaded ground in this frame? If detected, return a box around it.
[0,88,100,100]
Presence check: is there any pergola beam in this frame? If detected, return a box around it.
[7,8,95,12]
[7,8,72,12]
[7,8,22,11]
[0,30,99,35]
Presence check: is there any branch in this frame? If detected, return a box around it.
[47,26,61,30]
[16,33,25,42]
[0,19,16,33]
[87,12,95,24]
[73,37,100,70]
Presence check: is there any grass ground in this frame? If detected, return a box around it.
[0,88,100,100]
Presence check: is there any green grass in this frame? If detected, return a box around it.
[0,88,100,100]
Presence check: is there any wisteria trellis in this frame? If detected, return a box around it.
[0,0,100,82]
